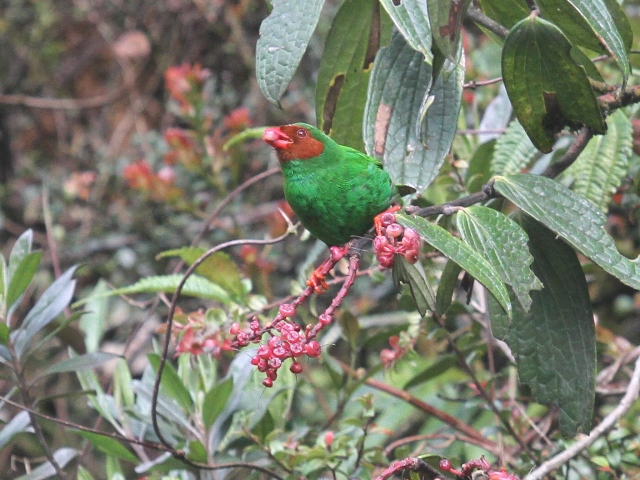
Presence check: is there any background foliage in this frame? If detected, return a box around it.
[1,0,640,479]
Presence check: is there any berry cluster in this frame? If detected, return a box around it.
[439,457,520,479]
[231,304,333,387]
[373,212,420,268]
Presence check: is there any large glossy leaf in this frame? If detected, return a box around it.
[502,14,606,152]
[537,0,631,85]
[379,0,432,61]
[397,214,511,316]
[492,119,538,176]
[429,0,471,58]
[316,0,392,150]
[505,217,595,435]
[562,110,632,213]
[436,259,462,315]
[364,33,463,192]
[478,0,529,29]
[392,256,436,316]
[255,0,325,105]
[456,206,542,311]
[494,174,640,290]
[11,266,78,359]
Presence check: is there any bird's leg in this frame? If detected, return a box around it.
[374,205,402,236]
[306,243,352,293]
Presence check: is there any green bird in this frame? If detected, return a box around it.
[263,123,395,247]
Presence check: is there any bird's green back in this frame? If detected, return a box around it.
[280,124,394,246]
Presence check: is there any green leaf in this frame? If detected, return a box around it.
[397,214,511,316]
[505,217,595,435]
[77,273,230,306]
[478,0,529,29]
[429,0,471,58]
[75,430,138,463]
[11,266,78,359]
[203,377,234,430]
[456,206,542,311]
[494,174,640,290]
[404,343,482,389]
[7,229,34,282]
[465,138,495,193]
[562,110,632,213]
[255,0,325,105]
[0,411,32,450]
[338,310,360,347]
[436,259,461,315]
[15,448,78,480]
[392,256,436,316]
[316,0,392,150]
[158,247,244,299]
[537,0,631,85]
[114,358,135,408]
[379,0,432,61]
[79,280,109,353]
[6,251,42,312]
[0,323,9,345]
[148,353,193,412]
[40,352,121,378]
[501,14,606,153]
[364,33,463,192]
[492,119,538,176]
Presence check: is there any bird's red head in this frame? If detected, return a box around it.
[263,124,324,161]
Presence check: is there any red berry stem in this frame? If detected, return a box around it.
[374,457,442,480]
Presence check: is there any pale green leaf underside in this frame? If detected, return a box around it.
[397,214,511,316]
[493,174,640,290]
[379,0,432,61]
[256,0,325,105]
[563,110,632,213]
[492,119,538,176]
[364,33,463,192]
[456,206,542,311]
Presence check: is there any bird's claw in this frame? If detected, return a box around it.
[307,270,329,293]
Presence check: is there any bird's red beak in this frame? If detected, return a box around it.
[263,127,292,149]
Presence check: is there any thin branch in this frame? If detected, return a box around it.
[0,394,173,452]
[466,6,509,39]
[0,90,122,109]
[337,360,503,456]
[541,127,593,178]
[150,233,290,479]
[524,354,640,480]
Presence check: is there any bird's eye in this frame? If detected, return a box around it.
[296,128,307,138]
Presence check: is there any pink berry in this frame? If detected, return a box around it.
[279,303,295,317]
[318,313,332,326]
[439,459,452,471]
[290,362,303,374]
[305,341,322,358]
[262,378,273,388]
[229,323,241,335]
[386,223,404,238]
[379,212,396,227]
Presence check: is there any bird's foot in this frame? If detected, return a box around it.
[306,244,351,293]
[374,205,402,236]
